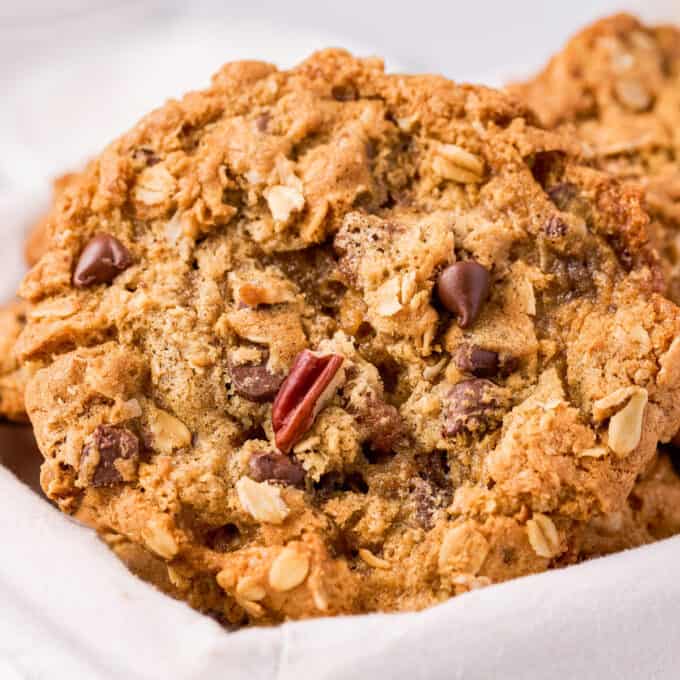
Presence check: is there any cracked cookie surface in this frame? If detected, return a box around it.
[18,49,680,624]
[510,13,680,302]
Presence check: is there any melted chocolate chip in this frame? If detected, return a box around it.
[443,379,504,437]
[81,424,139,486]
[436,261,490,328]
[248,451,306,488]
[73,234,133,288]
[229,361,285,402]
[454,345,500,378]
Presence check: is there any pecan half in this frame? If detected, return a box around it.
[272,350,345,453]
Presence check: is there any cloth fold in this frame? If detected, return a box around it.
[2,465,680,680]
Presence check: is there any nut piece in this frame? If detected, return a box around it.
[264,185,305,223]
[607,388,648,457]
[268,545,310,591]
[73,234,133,287]
[229,360,285,403]
[142,516,179,560]
[438,524,490,575]
[526,513,561,558]
[272,350,345,453]
[236,477,290,524]
[147,406,192,455]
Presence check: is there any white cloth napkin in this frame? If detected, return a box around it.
[2,3,680,678]
[2,464,680,680]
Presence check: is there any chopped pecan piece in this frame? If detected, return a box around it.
[272,350,345,453]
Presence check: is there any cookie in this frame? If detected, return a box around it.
[573,451,680,558]
[18,50,680,624]
[0,301,31,423]
[509,13,680,301]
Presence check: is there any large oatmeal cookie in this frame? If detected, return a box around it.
[18,49,680,624]
[509,13,680,302]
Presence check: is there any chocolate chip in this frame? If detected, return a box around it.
[255,112,271,132]
[331,84,358,101]
[443,379,504,437]
[248,451,306,488]
[543,215,568,238]
[81,424,139,486]
[356,398,404,454]
[454,345,500,378]
[411,451,452,529]
[222,187,243,207]
[73,234,133,288]
[229,361,285,403]
[436,261,490,328]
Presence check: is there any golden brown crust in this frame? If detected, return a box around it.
[570,452,680,558]
[18,49,680,625]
